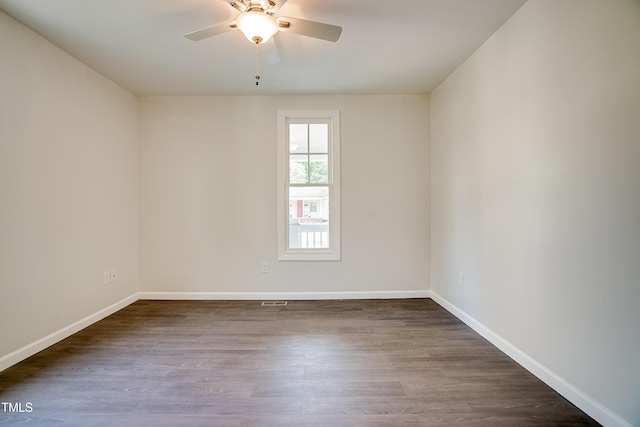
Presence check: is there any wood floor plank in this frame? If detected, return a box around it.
[0,299,599,426]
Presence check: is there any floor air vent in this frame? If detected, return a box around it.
[261,301,288,306]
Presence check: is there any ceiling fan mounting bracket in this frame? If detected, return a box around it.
[231,0,276,14]
[230,2,247,13]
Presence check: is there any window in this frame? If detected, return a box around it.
[277,110,341,261]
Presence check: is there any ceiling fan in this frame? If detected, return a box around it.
[184,0,343,45]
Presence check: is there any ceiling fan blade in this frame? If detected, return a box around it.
[277,17,342,42]
[184,21,235,41]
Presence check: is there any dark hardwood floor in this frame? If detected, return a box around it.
[0,299,599,426]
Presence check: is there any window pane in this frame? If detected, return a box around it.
[309,124,328,153]
[309,154,328,184]
[289,124,308,153]
[288,186,329,249]
[289,155,308,184]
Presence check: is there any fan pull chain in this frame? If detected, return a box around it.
[255,42,261,86]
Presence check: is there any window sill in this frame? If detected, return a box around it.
[278,251,341,262]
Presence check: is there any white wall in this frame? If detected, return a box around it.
[430,0,640,425]
[0,12,139,358]
[138,95,430,295]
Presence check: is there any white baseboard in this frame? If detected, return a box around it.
[0,293,138,372]
[138,290,431,301]
[429,290,631,427]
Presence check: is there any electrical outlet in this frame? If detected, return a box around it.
[261,262,269,273]
[458,272,465,288]
[103,271,111,285]
[110,269,118,282]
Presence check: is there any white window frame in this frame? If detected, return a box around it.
[277,110,341,261]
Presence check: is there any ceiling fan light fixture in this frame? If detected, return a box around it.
[237,11,278,44]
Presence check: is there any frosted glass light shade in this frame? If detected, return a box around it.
[237,11,278,44]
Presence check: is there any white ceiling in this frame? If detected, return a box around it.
[0,0,527,96]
